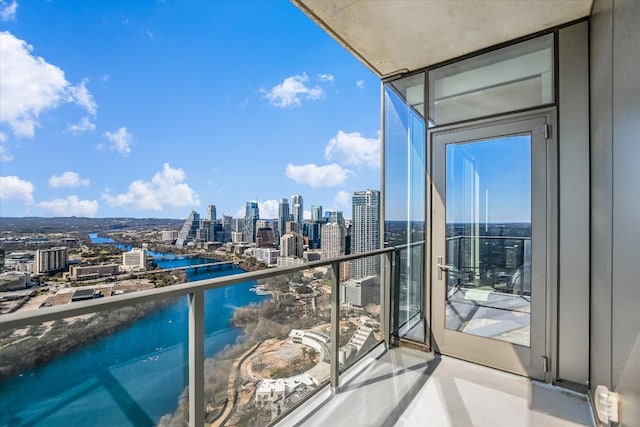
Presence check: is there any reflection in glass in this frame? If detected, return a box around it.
[429,34,554,125]
[444,134,532,347]
[384,79,426,343]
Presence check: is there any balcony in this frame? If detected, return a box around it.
[0,243,596,427]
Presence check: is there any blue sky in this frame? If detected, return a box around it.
[446,135,531,224]
[0,0,381,220]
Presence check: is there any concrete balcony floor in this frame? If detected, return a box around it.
[283,347,595,427]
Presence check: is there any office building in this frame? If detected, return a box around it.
[122,248,147,272]
[176,210,200,247]
[256,228,275,248]
[277,198,289,244]
[161,230,178,243]
[280,232,304,259]
[35,247,68,274]
[291,195,303,230]
[310,205,323,222]
[321,222,345,260]
[207,205,216,222]
[350,190,380,279]
[244,201,259,244]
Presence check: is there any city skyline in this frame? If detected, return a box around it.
[0,1,381,220]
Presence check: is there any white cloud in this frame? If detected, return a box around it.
[334,190,351,208]
[0,31,97,138]
[38,195,98,217]
[68,79,97,115]
[324,130,380,168]
[67,116,96,134]
[0,0,17,21]
[259,199,279,219]
[103,127,133,156]
[0,132,12,161]
[318,73,334,83]
[102,163,200,211]
[49,171,90,188]
[356,80,365,89]
[262,73,323,108]
[285,163,352,187]
[303,210,311,221]
[0,175,34,204]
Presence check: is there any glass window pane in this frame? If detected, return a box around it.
[445,134,532,347]
[384,76,426,342]
[429,34,554,125]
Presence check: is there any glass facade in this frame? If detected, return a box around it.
[429,34,554,125]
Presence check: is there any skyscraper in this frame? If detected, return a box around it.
[321,222,345,260]
[278,198,290,243]
[328,211,345,225]
[280,232,304,258]
[207,205,217,222]
[222,215,232,242]
[176,210,200,246]
[351,189,381,279]
[244,201,259,243]
[311,205,323,222]
[291,194,303,230]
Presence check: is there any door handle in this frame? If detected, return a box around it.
[437,256,453,280]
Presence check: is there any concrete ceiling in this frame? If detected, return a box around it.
[293,0,593,78]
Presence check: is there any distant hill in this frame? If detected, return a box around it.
[0,217,184,234]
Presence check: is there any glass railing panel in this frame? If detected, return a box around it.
[0,297,187,427]
[163,267,332,426]
[338,254,384,372]
[394,243,425,342]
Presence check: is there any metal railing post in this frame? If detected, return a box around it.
[393,249,402,340]
[189,290,204,427]
[330,261,340,392]
[383,251,393,347]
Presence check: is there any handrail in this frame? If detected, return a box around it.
[445,235,531,240]
[0,241,426,427]
[0,245,409,331]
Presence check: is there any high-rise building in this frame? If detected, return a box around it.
[256,228,275,248]
[222,215,232,242]
[321,222,345,260]
[351,190,381,279]
[311,205,323,222]
[244,201,259,243]
[35,247,68,274]
[291,195,303,229]
[328,211,345,225]
[207,205,217,222]
[280,232,304,259]
[176,210,200,246]
[196,219,211,242]
[277,198,290,244]
[308,222,322,249]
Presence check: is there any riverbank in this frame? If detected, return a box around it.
[0,297,174,381]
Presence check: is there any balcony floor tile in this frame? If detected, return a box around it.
[285,348,595,427]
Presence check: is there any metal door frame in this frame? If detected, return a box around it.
[428,109,556,381]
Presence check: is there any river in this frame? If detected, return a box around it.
[0,236,268,427]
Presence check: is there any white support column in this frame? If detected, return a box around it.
[189,290,204,427]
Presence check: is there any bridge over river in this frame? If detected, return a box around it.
[133,261,236,275]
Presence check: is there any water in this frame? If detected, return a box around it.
[0,239,267,427]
